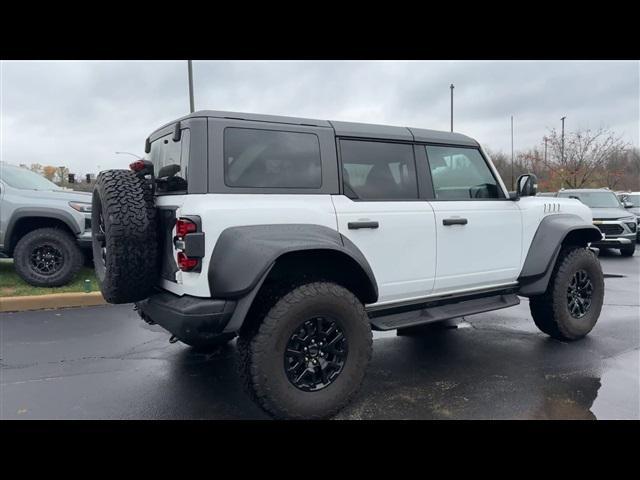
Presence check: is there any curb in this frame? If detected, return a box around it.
[0,291,106,313]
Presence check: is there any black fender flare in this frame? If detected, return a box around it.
[208,224,378,301]
[4,208,81,253]
[518,214,602,297]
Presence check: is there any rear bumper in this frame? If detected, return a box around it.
[137,291,236,345]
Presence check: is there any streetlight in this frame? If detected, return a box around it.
[115,151,142,160]
[450,83,454,132]
[511,115,514,190]
[560,116,566,164]
[188,60,195,114]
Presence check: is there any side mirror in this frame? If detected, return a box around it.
[623,201,634,208]
[516,173,538,197]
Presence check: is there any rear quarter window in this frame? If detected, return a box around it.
[149,129,190,194]
[224,128,322,189]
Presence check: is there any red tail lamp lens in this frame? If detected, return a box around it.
[177,252,198,271]
[129,160,146,172]
[176,218,197,238]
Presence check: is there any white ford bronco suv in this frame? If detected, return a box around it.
[92,110,604,419]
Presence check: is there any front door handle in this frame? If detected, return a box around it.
[348,221,379,230]
[443,218,468,226]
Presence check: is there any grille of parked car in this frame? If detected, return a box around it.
[595,223,623,235]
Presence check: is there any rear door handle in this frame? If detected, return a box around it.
[348,221,379,230]
[443,218,468,226]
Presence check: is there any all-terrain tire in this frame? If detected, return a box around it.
[92,169,158,304]
[619,243,636,257]
[13,227,83,287]
[238,282,372,419]
[529,246,604,341]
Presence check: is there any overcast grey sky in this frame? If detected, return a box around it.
[1,60,638,175]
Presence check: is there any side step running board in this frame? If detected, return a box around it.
[369,293,520,331]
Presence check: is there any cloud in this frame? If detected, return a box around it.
[1,60,638,174]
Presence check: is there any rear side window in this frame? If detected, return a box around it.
[340,140,418,200]
[224,128,322,188]
[425,145,502,200]
[149,129,190,194]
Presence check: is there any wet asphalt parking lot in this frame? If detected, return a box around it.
[1,248,638,420]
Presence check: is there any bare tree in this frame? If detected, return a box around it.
[543,127,629,189]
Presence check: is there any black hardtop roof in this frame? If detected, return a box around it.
[150,110,478,147]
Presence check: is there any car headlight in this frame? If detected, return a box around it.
[69,201,92,213]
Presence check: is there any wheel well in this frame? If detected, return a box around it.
[239,249,377,336]
[7,217,75,255]
[562,228,602,248]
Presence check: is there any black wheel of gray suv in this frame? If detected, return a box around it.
[13,227,83,287]
[92,169,159,304]
[529,246,604,341]
[619,243,635,257]
[238,282,372,419]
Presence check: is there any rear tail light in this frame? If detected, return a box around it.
[175,217,201,272]
[176,218,197,238]
[177,252,198,271]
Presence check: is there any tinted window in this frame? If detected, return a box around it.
[426,146,502,200]
[224,128,321,188]
[558,191,622,208]
[340,140,418,200]
[148,129,190,193]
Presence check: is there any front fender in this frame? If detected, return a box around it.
[518,214,601,297]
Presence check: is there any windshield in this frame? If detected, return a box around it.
[558,191,622,208]
[0,165,61,191]
[619,194,640,206]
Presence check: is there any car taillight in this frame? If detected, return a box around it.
[175,218,200,272]
[176,218,197,238]
[177,252,198,271]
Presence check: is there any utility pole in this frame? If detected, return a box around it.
[450,84,454,132]
[510,115,514,190]
[188,60,195,114]
[560,116,566,164]
[544,136,548,163]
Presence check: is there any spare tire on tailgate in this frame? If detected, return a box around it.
[92,169,159,303]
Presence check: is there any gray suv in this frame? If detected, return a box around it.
[557,188,637,257]
[0,164,92,286]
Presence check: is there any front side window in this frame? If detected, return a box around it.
[148,129,190,193]
[340,140,418,200]
[426,145,502,200]
[224,128,321,188]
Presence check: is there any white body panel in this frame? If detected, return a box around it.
[429,200,522,293]
[156,194,338,298]
[156,190,594,303]
[332,195,436,304]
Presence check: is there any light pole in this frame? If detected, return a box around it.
[544,136,548,163]
[450,84,454,132]
[115,151,142,160]
[511,115,514,190]
[188,60,195,114]
[560,116,566,164]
